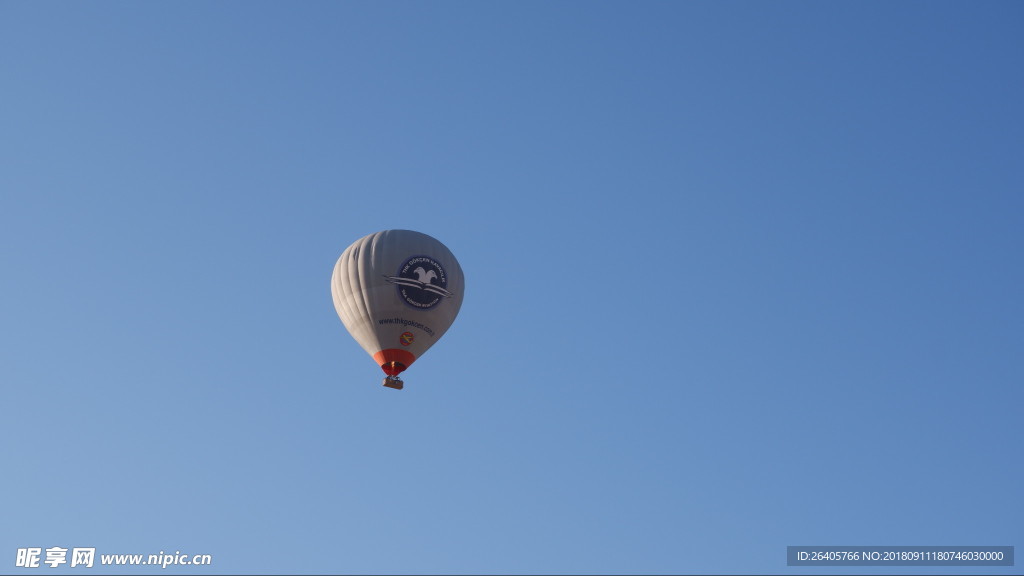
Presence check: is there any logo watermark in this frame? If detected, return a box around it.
[15,548,212,569]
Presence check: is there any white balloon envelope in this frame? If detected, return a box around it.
[331,230,465,389]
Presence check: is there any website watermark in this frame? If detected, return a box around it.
[15,548,212,569]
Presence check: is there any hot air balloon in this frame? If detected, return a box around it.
[331,230,465,390]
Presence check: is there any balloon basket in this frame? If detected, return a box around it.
[383,375,404,390]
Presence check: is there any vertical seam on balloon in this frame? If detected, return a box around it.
[333,247,359,347]
[356,233,379,354]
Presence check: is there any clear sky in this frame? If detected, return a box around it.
[1,1,1021,574]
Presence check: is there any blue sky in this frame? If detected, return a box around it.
[1,1,1021,574]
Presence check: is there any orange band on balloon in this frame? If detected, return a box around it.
[373,349,416,375]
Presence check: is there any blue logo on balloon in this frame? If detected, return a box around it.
[383,255,453,310]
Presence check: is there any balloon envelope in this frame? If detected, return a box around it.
[331,230,464,384]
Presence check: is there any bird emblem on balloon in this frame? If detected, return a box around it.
[384,256,455,309]
[383,266,454,298]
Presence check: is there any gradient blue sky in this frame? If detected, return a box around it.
[2,1,1021,574]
